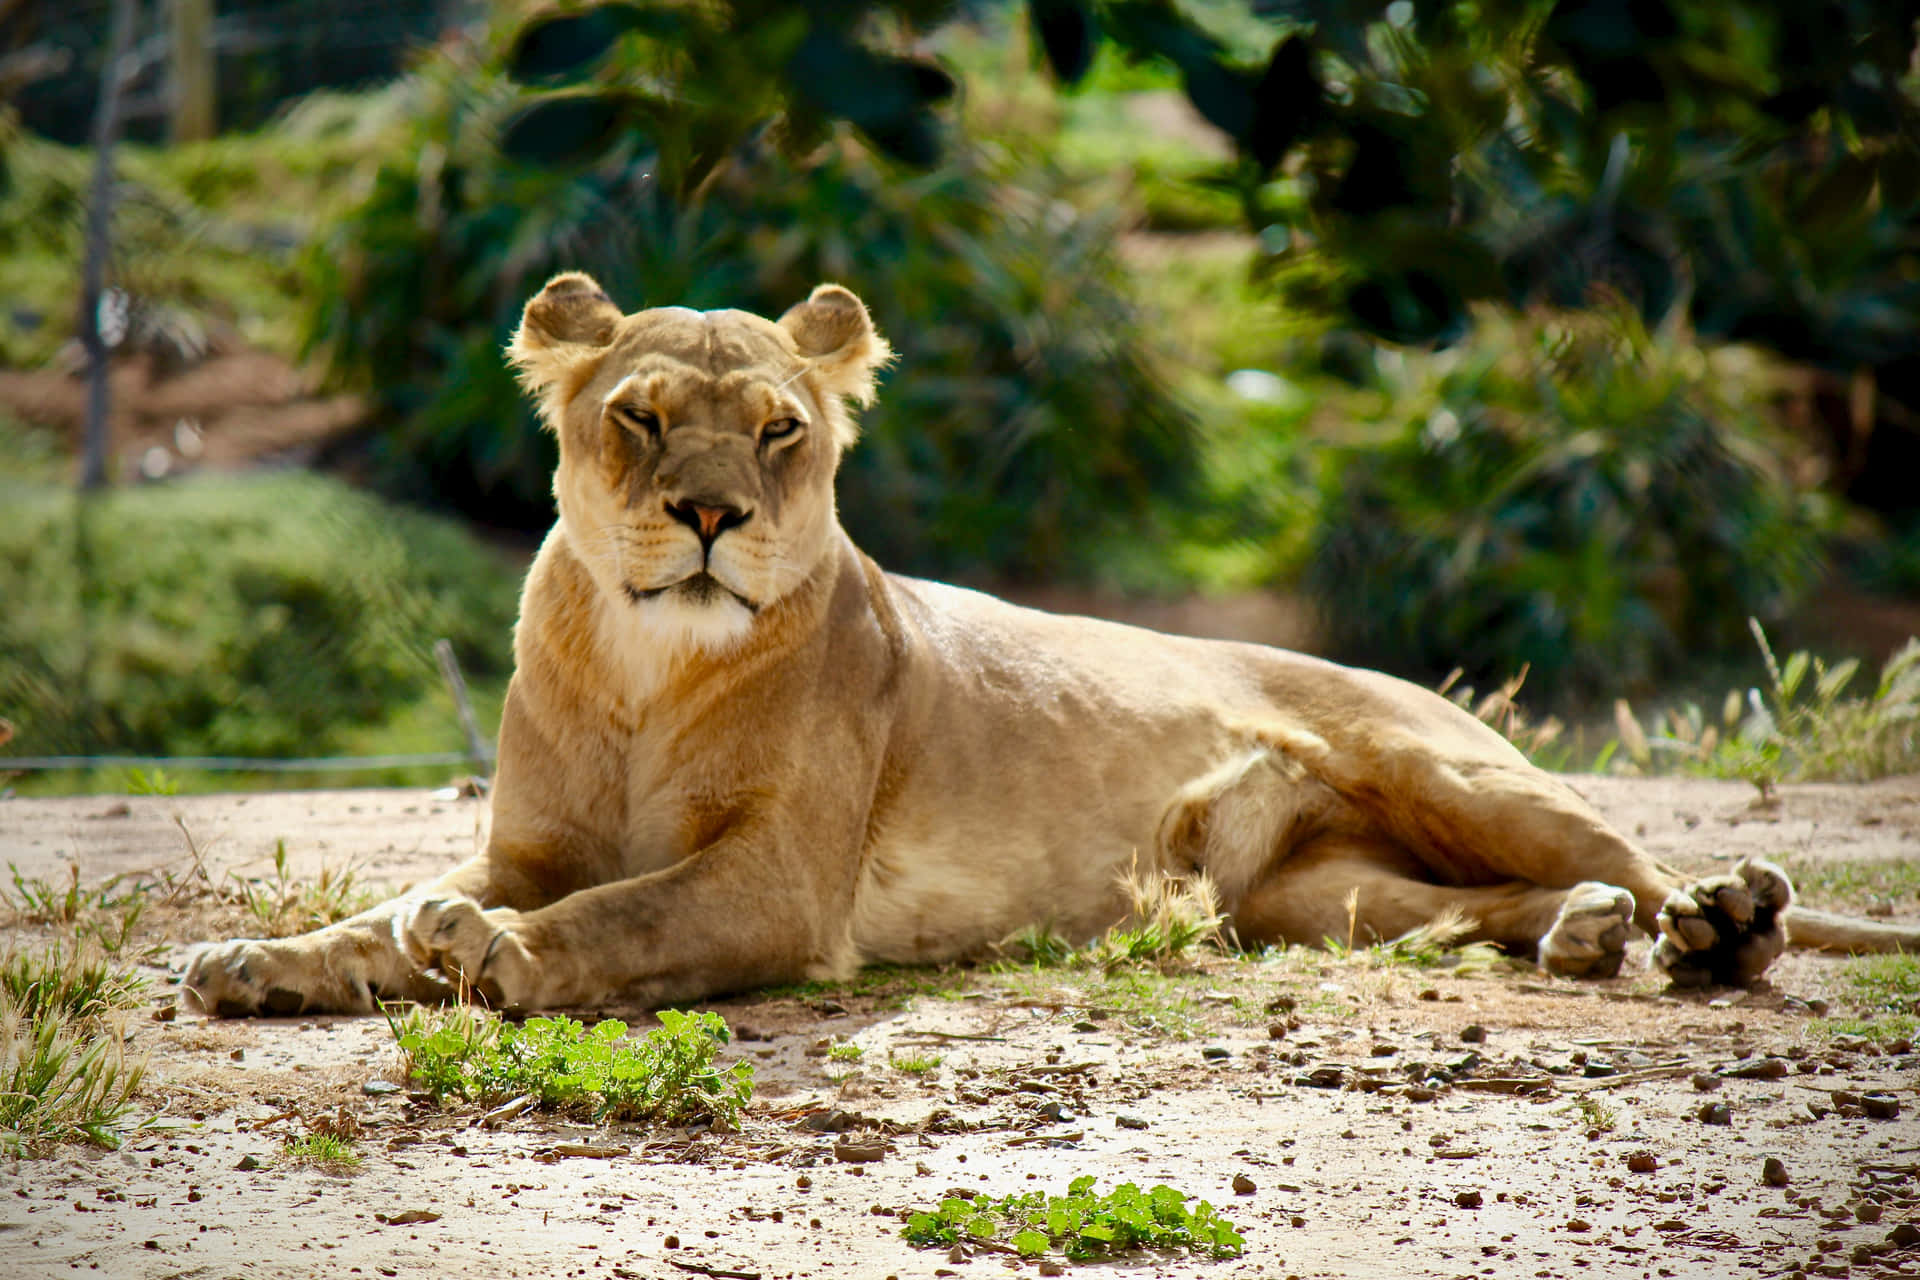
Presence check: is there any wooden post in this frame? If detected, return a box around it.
[169,0,215,143]
[77,0,138,493]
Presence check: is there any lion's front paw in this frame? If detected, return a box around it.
[184,938,371,1017]
[401,897,537,1009]
[1540,882,1635,979]
[1650,859,1793,988]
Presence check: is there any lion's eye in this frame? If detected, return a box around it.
[762,417,803,443]
[613,406,661,436]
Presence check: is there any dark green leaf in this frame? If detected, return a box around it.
[1878,147,1920,211]
[1029,0,1098,86]
[499,92,641,168]
[506,4,671,84]
[788,27,952,166]
[1796,154,1877,229]
[1249,35,1320,171]
[1182,58,1256,143]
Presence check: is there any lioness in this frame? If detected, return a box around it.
[186,275,1916,1016]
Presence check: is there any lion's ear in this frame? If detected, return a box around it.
[509,272,622,400]
[778,284,892,415]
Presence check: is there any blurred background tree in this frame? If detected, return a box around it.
[2,0,1917,785]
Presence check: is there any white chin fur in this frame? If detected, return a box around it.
[629,591,756,653]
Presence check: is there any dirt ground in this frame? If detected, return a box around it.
[0,775,1917,1280]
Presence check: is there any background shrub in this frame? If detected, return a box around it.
[1308,308,1830,699]
[0,465,520,761]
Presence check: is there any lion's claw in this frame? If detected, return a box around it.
[401,897,535,1009]
[1651,858,1793,987]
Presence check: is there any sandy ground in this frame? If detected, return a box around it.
[0,776,1917,1280]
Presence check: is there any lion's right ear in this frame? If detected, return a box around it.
[508,272,622,403]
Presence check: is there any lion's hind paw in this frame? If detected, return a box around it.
[1540,882,1635,979]
[1650,858,1793,988]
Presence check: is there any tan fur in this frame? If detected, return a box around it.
[183,278,1917,1016]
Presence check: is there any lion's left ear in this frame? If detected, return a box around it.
[778,284,893,418]
[509,272,623,405]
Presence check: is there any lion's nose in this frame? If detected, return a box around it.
[665,498,752,545]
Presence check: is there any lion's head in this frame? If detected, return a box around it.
[509,273,891,651]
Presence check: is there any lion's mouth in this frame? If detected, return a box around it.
[622,572,759,613]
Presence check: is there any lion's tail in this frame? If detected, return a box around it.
[1784,905,1920,954]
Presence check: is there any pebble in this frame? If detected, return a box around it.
[834,1139,888,1163]
[1763,1157,1791,1187]
[1267,1023,1288,1040]
[1691,1072,1721,1092]
[1723,1056,1788,1080]
[1861,1093,1901,1120]
[1115,1115,1149,1130]
[1459,1024,1486,1044]
[361,1080,401,1096]
[1201,1046,1231,1061]
[1699,1102,1732,1125]
[1038,1262,1065,1277]
[1627,1153,1658,1173]
[1855,1202,1883,1224]
[1566,1219,1592,1232]
[1233,1174,1256,1195]
[1891,1223,1920,1248]
[1455,1190,1483,1208]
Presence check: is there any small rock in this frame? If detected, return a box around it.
[1890,1222,1920,1248]
[1115,1115,1149,1131]
[151,1004,176,1023]
[796,1175,812,1190]
[1455,1190,1483,1209]
[1654,1219,1689,1232]
[1035,1101,1073,1123]
[1583,1060,1618,1078]
[1723,1056,1789,1081]
[1289,1215,1306,1228]
[1459,1024,1486,1044]
[1201,1046,1231,1062]
[1855,1202,1883,1224]
[801,1109,866,1133]
[1038,1262,1065,1277]
[834,1139,889,1163]
[1267,1023,1288,1040]
[361,1080,401,1096]
[1861,1093,1901,1120]
[1232,1174,1256,1195]
[1418,988,1440,1002]
[1805,999,1829,1016]
[1071,1020,1099,1034]
[1566,1219,1592,1232]
[235,1155,261,1171]
[1405,1086,1438,1102]
[664,1235,680,1249]
[1692,1073,1721,1092]
[1762,1156,1790,1187]
[379,1209,440,1227]
[229,1049,245,1062]
[1627,1153,1658,1174]
[1699,1101,1732,1125]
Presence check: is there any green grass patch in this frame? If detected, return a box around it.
[904,1175,1245,1262]
[282,1132,363,1171]
[0,939,150,1154]
[889,1052,943,1075]
[388,1007,752,1127]
[1775,858,1920,912]
[0,942,146,1024]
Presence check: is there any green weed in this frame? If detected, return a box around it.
[388,1006,752,1127]
[0,943,146,1023]
[2,863,152,956]
[1319,896,1503,974]
[233,841,374,938]
[1614,624,1920,789]
[826,1041,864,1064]
[0,1010,149,1155]
[124,767,181,797]
[903,1175,1245,1262]
[889,1052,943,1075]
[1562,1096,1619,1131]
[999,867,1222,974]
[282,1133,363,1170]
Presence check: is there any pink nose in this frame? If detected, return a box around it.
[665,499,751,544]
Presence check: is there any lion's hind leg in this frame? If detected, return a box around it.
[1226,835,1632,976]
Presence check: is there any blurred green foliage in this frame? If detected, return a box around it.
[302,8,1195,578]
[0,452,519,763]
[1308,307,1830,696]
